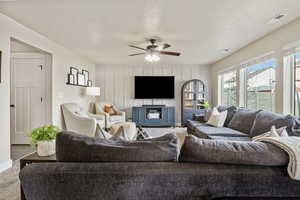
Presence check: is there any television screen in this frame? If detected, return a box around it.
[135,76,175,99]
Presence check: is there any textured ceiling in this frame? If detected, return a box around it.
[1,0,300,64]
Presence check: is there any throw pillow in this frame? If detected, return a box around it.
[276,126,289,137]
[206,107,228,127]
[104,105,117,115]
[204,106,237,127]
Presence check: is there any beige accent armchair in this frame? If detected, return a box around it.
[61,103,105,137]
[92,102,126,128]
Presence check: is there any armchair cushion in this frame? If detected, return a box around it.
[110,115,123,122]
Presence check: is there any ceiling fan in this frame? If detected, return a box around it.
[128,39,181,62]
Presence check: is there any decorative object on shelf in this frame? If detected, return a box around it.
[77,72,85,86]
[200,101,211,109]
[68,74,75,84]
[0,51,2,83]
[87,80,92,87]
[70,67,78,84]
[82,69,89,86]
[29,125,60,156]
[181,79,207,126]
[67,67,92,87]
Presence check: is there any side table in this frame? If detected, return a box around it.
[20,152,57,200]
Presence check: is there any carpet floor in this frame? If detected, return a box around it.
[0,128,187,200]
[0,160,20,200]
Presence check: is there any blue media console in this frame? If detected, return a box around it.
[132,105,175,127]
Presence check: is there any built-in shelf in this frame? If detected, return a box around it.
[182,79,207,126]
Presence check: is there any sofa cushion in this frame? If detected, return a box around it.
[180,135,288,166]
[109,115,123,122]
[194,124,250,138]
[228,108,261,134]
[209,136,251,141]
[56,131,179,162]
[250,111,295,137]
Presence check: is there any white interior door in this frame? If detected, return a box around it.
[11,55,47,144]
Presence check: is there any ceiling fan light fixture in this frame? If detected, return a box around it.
[145,53,160,62]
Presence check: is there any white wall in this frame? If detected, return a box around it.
[211,18,300,114]
[0,13,95,170]
[95,64,211,124]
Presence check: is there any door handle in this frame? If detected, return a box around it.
[10,104,15,108]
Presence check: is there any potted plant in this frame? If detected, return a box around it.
[29,125,60,156]
[199,101,211,109]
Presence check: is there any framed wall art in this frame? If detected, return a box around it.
[70,67,79,85]
[77,73,85,86]
[82,69,89,86]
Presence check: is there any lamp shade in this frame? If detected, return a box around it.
[85,87,100,96]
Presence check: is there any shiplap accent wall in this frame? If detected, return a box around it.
[95,64,211,124]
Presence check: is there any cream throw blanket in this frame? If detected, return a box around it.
[255,136,300,180]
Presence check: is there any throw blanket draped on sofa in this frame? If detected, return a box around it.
[255,136,300,180]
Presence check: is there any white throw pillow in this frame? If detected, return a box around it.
[252,126,289,141]
[206,107,228,127]
[275,126,289,137]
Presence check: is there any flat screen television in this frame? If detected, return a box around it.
[134,76,175,99]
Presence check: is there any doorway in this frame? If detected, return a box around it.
[10,39,52,160]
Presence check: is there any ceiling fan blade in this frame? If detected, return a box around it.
[129,45,146,51]
[160,51,181,56]
[128,53,146,56]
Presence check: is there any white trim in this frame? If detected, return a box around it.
[10,52,52,144]
[283,40,300,51]
[11,52,45,59]
[0,159,12,173]
[240,51,275,67]
[218,66,237,75]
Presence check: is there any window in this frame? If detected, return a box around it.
[245,60,276,112]
[293,54,300,116]
[219,70,237,106]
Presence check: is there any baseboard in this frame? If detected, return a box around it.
[0,159,13,173]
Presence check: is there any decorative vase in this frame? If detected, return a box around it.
[37,140,56,156]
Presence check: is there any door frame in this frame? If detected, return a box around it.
[10,52,52,144]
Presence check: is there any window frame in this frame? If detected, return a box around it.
[218,69,238,107]
[243,59,277,112]
[292,53,300,115]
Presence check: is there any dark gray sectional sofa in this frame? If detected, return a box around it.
[19,108,300,200]
[187,106,300,140]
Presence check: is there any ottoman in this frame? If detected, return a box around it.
[110,122,137,140]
